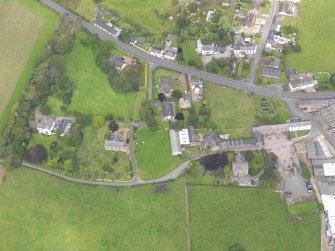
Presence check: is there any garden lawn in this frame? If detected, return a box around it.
[0,168,186,251]
[100,0,175,34]
[0,0,58,132]
[285,0,335,72]
[249,149,266,176]
[189,186,320,251]
[182,40,203,69]
[67,32,145,121]
[204,83,292,137]
[136,127,184,180]
[75,123,133,181]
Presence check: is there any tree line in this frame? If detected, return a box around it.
[0,15,79,167]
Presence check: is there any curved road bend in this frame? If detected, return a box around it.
[41,0,335,101]
[0,146,263,187]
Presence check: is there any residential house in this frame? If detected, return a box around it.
[232,153,249,177]
[278,2,297,17]
[162,101,175,121]
[203,131,224,151]
[251,0,262,14]
[241,12,256,34]
[288,72,318,91]
[164,48,177,60]
[129,37,145,47]
[109,54,127,70]
[188,126,201,146]
[98,7,106,16]
[169,129,182,155]
[149,46,164,58]
[191,80,204,101]
[179,91,191,109]
[158,77,173,96]
[93,17,122,37]
[37,116,56,136]
[233,36,257,57]
[262,57,281,79]
[59,119,72,137]
[104,133,128,152]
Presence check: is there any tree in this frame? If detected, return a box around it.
[244,150,254,161]
[176,14,190,29]
[25,144,48,164]
[188,58,197,67]
[201,153,228,171]
[108,120,119,132]
[229,243,245,251]
[177,47,183,53]
[104,113,114,121]
[172,89,183,100]
[175,112,185,121]
[188,3,198,13]
[157,93,167,102]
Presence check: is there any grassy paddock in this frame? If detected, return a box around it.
[66,32,145,121]
[189,186,320,251]
[285,0,335,72]
[0,0,58,132]
[204,83,292,137]
[0,168,186,250]
[135,127,185,180]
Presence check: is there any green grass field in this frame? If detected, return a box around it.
[135,127,185,180]
[285,0,335,72]
[58,0,175,34]
[188,186,320,251]
[182,40,203,68]
[0,168,321,250]
[64,32,145,121]
[0,168,187,250]
[204,83,293,137]
[0,0,58,132]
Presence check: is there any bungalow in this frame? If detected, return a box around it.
[104,133,128,152]
[37,116,56,136]
[158,77,173,96]
[191,80,204,101]
[262,57,281,79]
[162,101,175,121]
[288,72,318,91]
[149,46,164,58]
[109,54,127,70]
[164,48,177,60]
[179,91,191,109]
[232,153,249,177]
[278,2,297,17]
[59,119,72,137]
[169,129,182,156]
[129,37,145,47]
[93,17,122,37]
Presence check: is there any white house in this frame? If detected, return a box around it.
[37,116,56,136]
[206,11,214,22]
[149,47,164,58]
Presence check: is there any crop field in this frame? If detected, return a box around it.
[0,0,57,131]
[285,0,335,72]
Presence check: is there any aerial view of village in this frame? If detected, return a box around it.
[0,0,335,250]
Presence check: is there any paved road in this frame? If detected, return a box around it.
[41,0,335,101]
[248,0,278,83]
